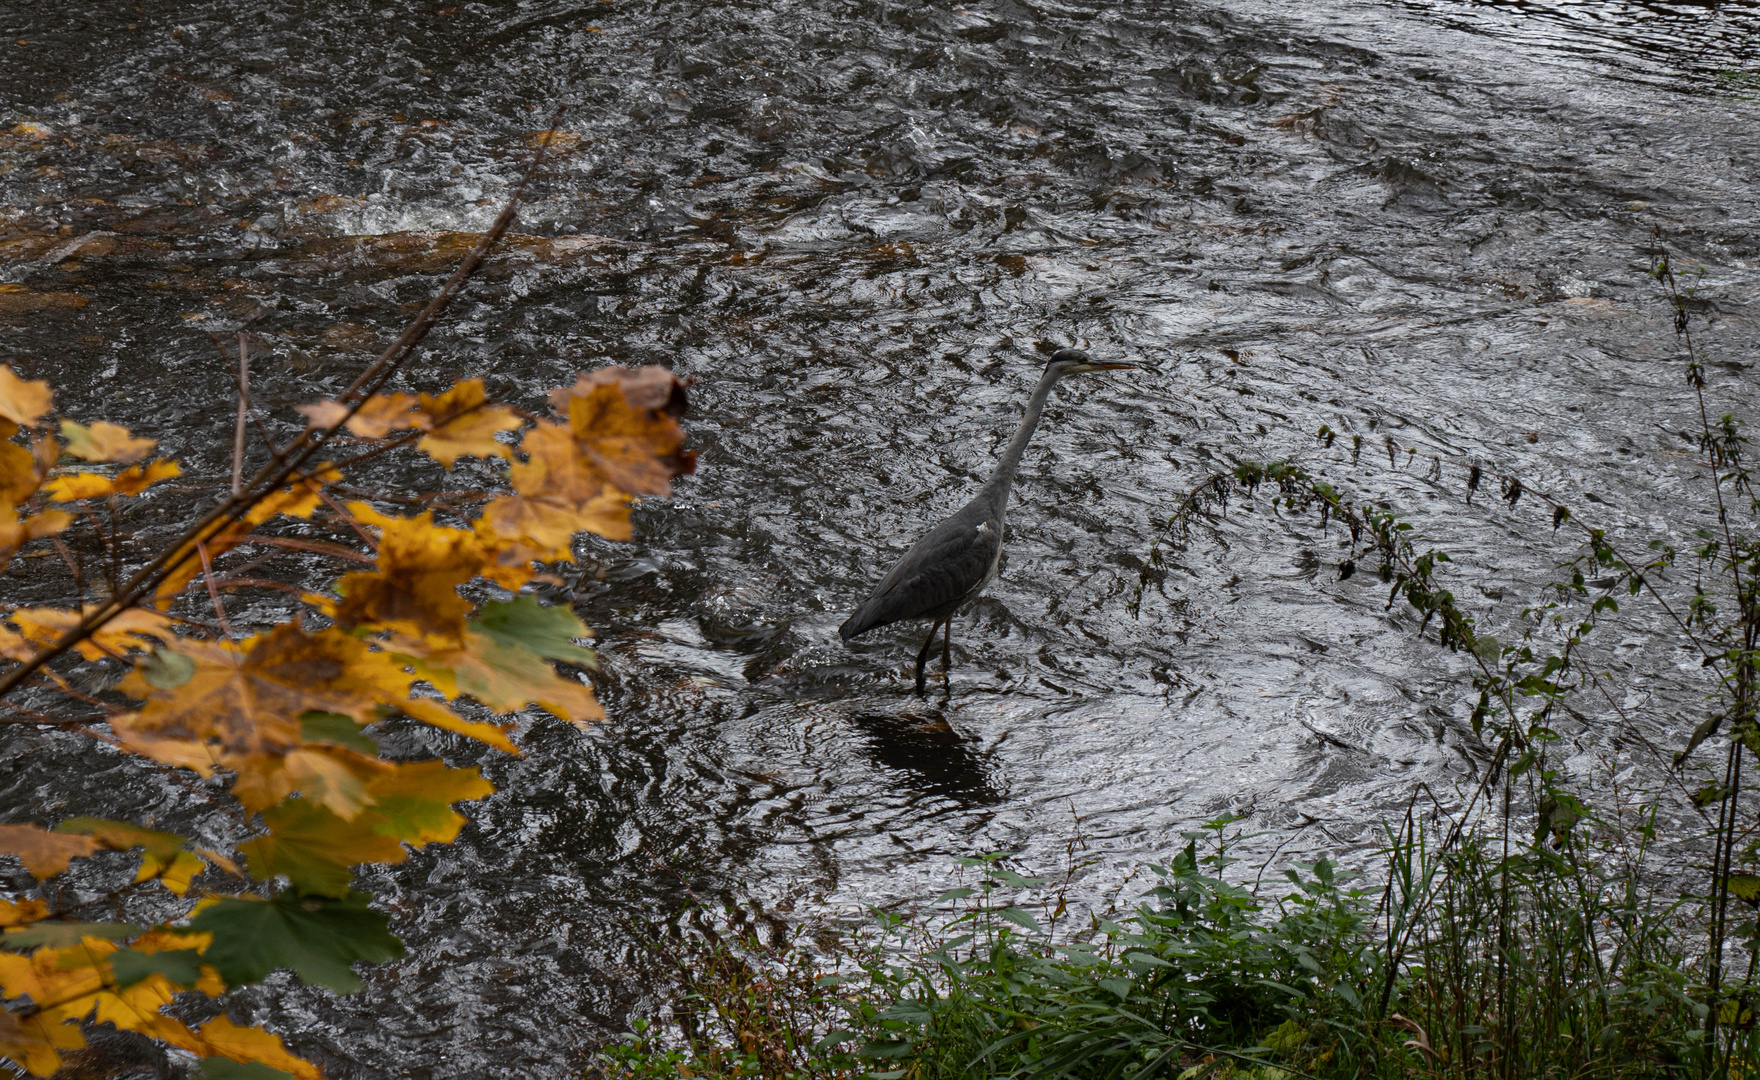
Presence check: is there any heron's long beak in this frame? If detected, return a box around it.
[1092,362,1139,371]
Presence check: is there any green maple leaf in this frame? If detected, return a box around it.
[189,891,402,993]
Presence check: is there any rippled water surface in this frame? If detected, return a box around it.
[2,0,1759,1075]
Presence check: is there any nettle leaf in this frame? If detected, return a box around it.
[109,947,203,989]
[239,799,407,898]
[1100,977,1134,1000]
[1728,874,1760,906]
[472,596,596,666]
[189,892,403,994]
[997,907,1043,934]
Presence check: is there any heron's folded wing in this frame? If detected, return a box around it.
[839,521,1000,639]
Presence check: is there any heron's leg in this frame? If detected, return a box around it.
[942,618,953,672]
[914,619,944,695]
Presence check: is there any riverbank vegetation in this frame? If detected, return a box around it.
[592,251,1759,1077]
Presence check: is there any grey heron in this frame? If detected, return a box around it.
[839,348,1138,693]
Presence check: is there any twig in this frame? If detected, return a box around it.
[231,332,249,496]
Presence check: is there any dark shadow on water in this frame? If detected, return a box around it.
[849,711,1003,806]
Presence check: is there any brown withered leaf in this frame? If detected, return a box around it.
[0,823,100,879]
[331,505,490,645]
[0,999,86,1076]
[0,364,52,428]
[59,419,156,463]
[0,285,87,317]
[415,378,519,467]
[43,459,181,501]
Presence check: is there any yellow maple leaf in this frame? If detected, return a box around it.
[414,378,520,467]
[0,365,52,428]
[0,943,109,1020]
[232,745,390,821]
[239,797,410,893]
[2,606,173,662]
[363,760,494,846]
[43,459,181,501]
[54,818,204,895]
[407,629,602,726]
[58,420,155,463]
[113,626,515,795]
[190,1016,326,1080]
[0,824,99,879]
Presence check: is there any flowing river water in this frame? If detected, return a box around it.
[2,0,1759,1075]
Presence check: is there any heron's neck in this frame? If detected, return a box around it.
[979,366,1061,508]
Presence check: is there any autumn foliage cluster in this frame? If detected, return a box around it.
[0,358,693,1077]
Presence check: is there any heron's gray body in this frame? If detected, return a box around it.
[838,493,1005,640]
[839,349,1132,691]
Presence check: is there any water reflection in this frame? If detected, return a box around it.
[849,709,1004,807]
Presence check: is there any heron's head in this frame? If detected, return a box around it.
[1046,348,1138,377]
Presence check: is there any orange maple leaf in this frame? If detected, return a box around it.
[58,420,155,463]
[0,425,58,504]
[0,823,100,879]
[483,368,694,554]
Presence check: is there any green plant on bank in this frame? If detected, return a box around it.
[596,809,1735,1079]
[595,243,1757,1078]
